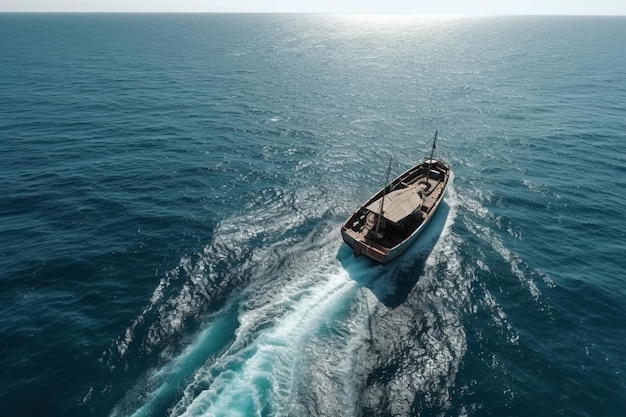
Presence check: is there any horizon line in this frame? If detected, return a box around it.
[1,11,625,17]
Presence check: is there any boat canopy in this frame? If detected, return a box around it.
[365,187,423,224]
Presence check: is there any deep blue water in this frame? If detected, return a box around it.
[1,13,626,417]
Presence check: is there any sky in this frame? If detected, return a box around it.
[1,0,626,15]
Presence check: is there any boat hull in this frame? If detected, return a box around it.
[341,159,450,265]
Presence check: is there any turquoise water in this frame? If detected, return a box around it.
[1,13,625,417]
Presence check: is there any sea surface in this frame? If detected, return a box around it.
[1,13,625,417]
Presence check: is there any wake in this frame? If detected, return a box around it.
[110,227,362,417]
[108,183,465,417]
[173,258,355,417]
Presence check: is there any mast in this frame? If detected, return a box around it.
[423,130,437,187]
[374,157,393,238]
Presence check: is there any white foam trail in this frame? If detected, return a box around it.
[170,250,357,417]
[111,301,240,417]
[334,288,379,416]
[110,221,354,417]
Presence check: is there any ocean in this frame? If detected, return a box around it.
[1,13,625,417]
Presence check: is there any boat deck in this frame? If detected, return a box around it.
[344,174,446,251]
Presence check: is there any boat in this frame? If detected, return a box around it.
[340,131,451,264]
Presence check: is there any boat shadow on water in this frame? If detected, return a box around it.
[337,200,451,309]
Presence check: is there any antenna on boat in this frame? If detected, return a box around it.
[374,156,393,238]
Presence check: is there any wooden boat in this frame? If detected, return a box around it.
[341,131,451,264]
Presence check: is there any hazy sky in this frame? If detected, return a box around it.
[2,0,626,15]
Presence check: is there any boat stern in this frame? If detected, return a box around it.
[341,227,389,264]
